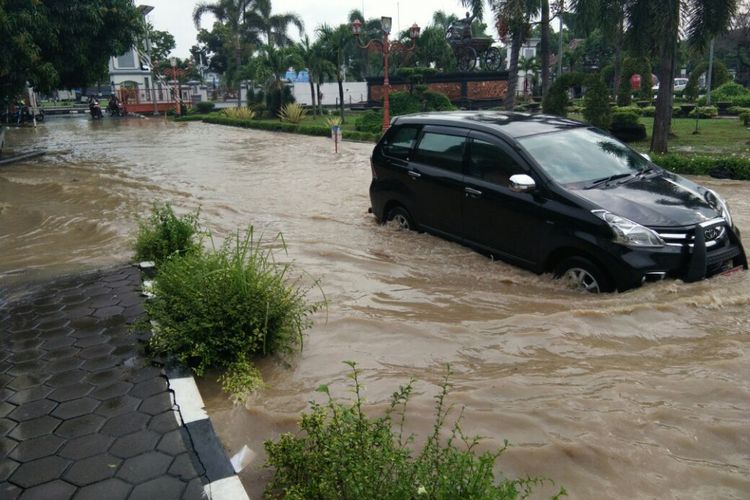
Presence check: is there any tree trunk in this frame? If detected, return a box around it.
[540,0,550,95]
[650,1,679,154]
[236,35,242,108]
[337,76,345,123]
[612,17,623,100]
[308,76,316,116]
[504,27,523,110]
[316,81,323,115]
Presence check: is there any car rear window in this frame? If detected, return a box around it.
[381,125,420,160]
[413,132,466,173]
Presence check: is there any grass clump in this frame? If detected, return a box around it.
[223,107,256,120]
[133,203,201,265]
[146,229,321,401]
[264,362,564,500]
[278,103,307,124]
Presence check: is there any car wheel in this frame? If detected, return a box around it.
[386,206,416,231]
[554,257,613,293]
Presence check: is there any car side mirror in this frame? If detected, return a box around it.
[509,174,536,193]
[640,152,651,162]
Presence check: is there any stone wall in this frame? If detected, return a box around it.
[366,72,509,108]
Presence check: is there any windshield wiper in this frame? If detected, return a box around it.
[584,172,634,189]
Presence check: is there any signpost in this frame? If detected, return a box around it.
[331,125,342,153]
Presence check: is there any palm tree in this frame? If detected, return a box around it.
[634,0,737,153]
[571,0,626,103]
[295,35,321,115]
[193,0,259,107]
[252,44,303,113]
[317,24,352,123]
[245,0,303,48]
[493,0,540,110]
[519,56,540,95]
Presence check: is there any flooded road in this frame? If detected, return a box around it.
[2,117,749,498]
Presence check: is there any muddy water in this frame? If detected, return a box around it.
[2,117,749,498]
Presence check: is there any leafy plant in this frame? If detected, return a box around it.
[582,74,611,130]
[739,110,750,127]
[689,106,718,119]
[542,72,585,116]
[278,103,307,124]
[145,229,322,400]
[133,203,201,265]
[355,110,384,133]
[264,362,564,500]
[222,107,256,120]
[652,153,750,180]
[195,101,215,114]
[324,115,342,128]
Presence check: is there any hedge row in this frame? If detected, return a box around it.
[201,116,382,142]
[174,114,212,122]
[652,153,750,180]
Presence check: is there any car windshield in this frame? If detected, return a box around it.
[518,127,650,185]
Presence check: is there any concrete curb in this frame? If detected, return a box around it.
[138,262,249,500]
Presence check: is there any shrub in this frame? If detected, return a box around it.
[613,105,643,116]
[146,229,321,400]
[651,153,750,180]
[264,362,562,500]
[422,90,455,111]
[355,110,384,133]
[641,106,656,117]
[133,203,201,265]
[195,101,215,114]
[582,74,611,130]
[610,111,646,142]
[543,72,586,116]
[266,86,295,117]
[689,106,718,119]
[222,107,256,120]
[739,110,750,126]
[727,106,749,116]
[278,103,307,123]
[389,91,422,115]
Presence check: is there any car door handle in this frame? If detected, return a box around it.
[408,171,421,179]
[464,187,482,198]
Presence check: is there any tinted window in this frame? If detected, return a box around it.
[413,132,466,172]
[468,139,524,186]
[519,127,650,184]
[381,125,420,160]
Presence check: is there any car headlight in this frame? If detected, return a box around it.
[705,189,733,227]
[592,210,665,248]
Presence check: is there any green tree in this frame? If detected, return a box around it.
[250,45,303,114]
[245,0,303,48]
[627,0,738,153]
[317,24,352,123]
[494,0,541,110]
[0,0,142,107]
[146,23,176,63]
[193,0,260,107]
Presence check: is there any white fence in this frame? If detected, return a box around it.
[291,82,368,106]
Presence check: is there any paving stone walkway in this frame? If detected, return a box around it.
[1,266,206,499]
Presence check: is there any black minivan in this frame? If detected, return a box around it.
[368,111,747,292]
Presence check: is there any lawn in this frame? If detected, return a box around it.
[631,117,750,157]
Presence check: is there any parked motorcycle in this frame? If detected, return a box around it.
[107,97,126,117]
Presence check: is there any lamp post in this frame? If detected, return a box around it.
[170,57,180,115]
[352,17,420,131]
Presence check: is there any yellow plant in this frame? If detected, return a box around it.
[278,103,307,124]
[324,116,342,128]
[222,107,256,120]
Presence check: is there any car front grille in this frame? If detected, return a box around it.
[655,218,728,250]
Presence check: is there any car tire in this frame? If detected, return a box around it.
[554,256,613,293]
[386,206,416,231]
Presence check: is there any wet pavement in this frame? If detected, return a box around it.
[0,266,205,499]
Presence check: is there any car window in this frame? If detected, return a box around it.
[413,132,466,172]
[519,127,650,185]
[381,125,420,160]
[467,139,524,186]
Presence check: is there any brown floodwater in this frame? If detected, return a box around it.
[2,117,749,499]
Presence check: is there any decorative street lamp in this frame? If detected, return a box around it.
[170,56,180,115]
[352,16,420,131]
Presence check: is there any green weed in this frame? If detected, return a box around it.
[264,362,565,500]
[133,203,201,265]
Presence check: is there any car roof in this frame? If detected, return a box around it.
[391,111,585,139]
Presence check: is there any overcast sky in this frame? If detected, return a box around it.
[144,0,491,58]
